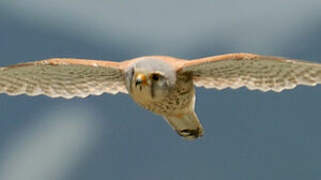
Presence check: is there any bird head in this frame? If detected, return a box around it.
[125,58,176,101]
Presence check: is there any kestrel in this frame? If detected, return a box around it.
[1,53,321,139]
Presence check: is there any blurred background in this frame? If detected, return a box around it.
[0,1,321,180]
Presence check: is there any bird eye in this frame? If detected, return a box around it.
[151,73,160,81]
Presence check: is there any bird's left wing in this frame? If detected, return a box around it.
[0,58,128,99]
[180,53,321,92]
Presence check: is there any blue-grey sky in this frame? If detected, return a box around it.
[0,1,321,180]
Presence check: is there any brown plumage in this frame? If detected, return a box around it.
[1,53,321,139]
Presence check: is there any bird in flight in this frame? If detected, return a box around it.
[0,53,320,139]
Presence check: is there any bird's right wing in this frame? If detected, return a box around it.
[0,58,128,99]
[180,53,321,92]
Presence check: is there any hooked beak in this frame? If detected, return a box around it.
[135,73,148,86]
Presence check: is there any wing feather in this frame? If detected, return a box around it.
[180,53,321,92]
[0,58,128,98]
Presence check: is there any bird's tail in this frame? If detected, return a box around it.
[163,111,204,140]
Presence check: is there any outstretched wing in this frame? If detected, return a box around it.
[180,53,321,92]
[0,58,128,99]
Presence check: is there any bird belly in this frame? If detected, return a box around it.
[132,86,195,115]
